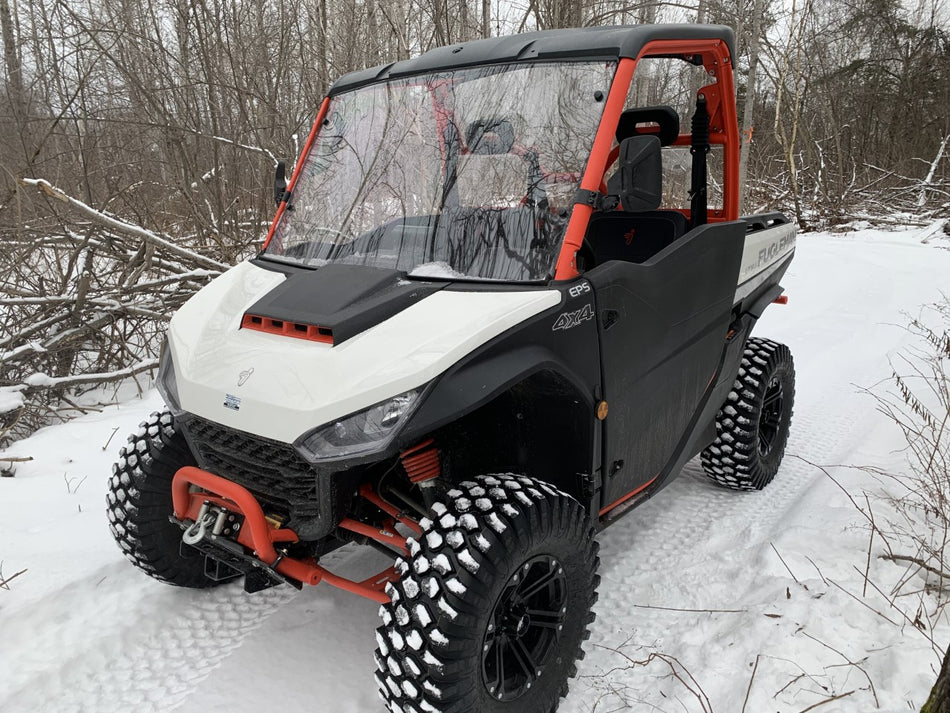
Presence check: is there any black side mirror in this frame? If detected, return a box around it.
[274,160,287,206]
[617,135,662,212]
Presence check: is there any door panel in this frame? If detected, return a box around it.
[586,221,745,508]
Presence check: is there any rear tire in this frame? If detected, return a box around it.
[106,410,218,588]
[375,475,598,713]
[701,337,795,491]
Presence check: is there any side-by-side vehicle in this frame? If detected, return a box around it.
[108,24,796,712]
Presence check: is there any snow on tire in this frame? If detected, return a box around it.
[106,409,218,588]
[701,337,795,491]
[375,474,598,713]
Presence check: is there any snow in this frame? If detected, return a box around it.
[405,630,424,651]
[22,372,55,387]
[430,554,451,575]
[1,226,949,712]
[413,604,432,628]
[456,549,480,574]
[408,262,466,279]
[435,596,458,620]
[0,385,25,414]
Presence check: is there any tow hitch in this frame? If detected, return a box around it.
[174,499,286,592]
[170,466,417,602]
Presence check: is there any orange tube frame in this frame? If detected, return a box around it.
[554,38,739,280]
[261,97,331,251]
[172,466,406,604]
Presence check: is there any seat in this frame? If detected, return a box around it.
[585,211,687,265]
[581,105,687,267]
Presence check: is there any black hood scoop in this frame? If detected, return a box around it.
[245,263,446,345]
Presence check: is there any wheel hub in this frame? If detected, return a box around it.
[758,376,785,456]
[481,555,567,702]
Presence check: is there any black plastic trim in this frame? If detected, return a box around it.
[329,25,736,95]
[245,263,445,345]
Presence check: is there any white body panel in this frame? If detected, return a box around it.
[168,261,562,443]
[734,222,797,302]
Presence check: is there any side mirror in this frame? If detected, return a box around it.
[616,135,662,212]
[274,160,287,206]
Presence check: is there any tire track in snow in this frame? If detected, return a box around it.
[3,564,296,713]
[565,331,886,711]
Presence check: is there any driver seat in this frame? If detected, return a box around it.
[584,105,688,266]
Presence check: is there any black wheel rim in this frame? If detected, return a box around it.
[758,376,785,456]
[481,555,567,702]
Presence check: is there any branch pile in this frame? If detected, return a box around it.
[0,179,229,446]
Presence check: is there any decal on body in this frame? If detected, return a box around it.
[734,222,797,303]
[737,223,796,284]
[553,303,594,331]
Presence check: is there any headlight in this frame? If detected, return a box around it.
[296,390,420,461]
[156,337,183,415]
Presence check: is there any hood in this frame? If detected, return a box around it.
[167,260,561,443]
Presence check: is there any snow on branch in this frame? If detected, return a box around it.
[2,181,230,446]
[18,178,229,272]
[210,136,279,167]
[23,360,158,389]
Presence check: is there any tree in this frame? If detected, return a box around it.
[923,649,950,713]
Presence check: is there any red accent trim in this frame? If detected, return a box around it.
[598,476,658,517]
[338,517,409,553]
[241,313,333,344]
[400,438,442,484]
[555,57,637,280]
[773,295,788,305]
[171,466,396,604]
[554,39,739,279]
[262,97,331,251]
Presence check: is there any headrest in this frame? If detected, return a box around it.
[616,106,680,146]
[466,118,515,155]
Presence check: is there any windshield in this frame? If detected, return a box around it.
[264,61,616,281]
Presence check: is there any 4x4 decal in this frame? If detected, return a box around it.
[552,303,594,331]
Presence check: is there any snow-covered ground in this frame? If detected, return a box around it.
[1,225,948,713]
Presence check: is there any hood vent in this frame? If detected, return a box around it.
[241,313,333,344]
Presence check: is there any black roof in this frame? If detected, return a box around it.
[329,24,735,95]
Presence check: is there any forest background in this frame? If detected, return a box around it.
[0,0,948,441]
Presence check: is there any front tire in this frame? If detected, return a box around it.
[106,410,218,588]
[375,475,598,713]
[701,337,795,490]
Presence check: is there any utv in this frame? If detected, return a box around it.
[107,23,796,713]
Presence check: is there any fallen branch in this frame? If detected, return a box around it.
[0,567,27,590]
[796,690,855,712]
[741,654,760,713]
[633,603,746,614]
[881,553,950,584]
[21,359,158,389]
[19,178,228,272]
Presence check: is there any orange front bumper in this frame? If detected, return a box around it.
[171,466,403,604]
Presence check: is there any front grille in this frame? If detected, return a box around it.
[182,416,318,511]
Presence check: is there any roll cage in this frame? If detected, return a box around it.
[262,25,739,283]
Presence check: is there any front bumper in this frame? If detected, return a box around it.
[171,466,419,602]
